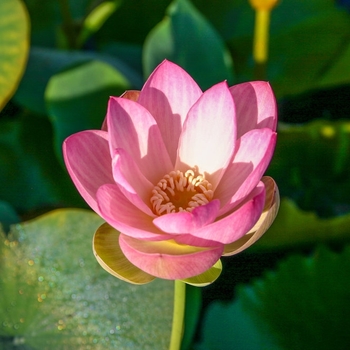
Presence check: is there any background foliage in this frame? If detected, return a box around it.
[1,0,350,348]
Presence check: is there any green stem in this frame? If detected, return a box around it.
[169,280,186,350]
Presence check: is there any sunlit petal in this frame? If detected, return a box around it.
[107,96,173,184]
[216,128,276,215]
[138,60,202,165]
[176,81,236,188]
[230,81,277,138]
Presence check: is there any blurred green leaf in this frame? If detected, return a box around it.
[143,0,234,90]
[23,0,93,47]
[181,285,202,350]
[255,198,350,251]
[317,41,350,89]
[22,0,58,47]
[95,0,171,46]
[77,1,122,48]
[226,0,350,97]
[0,209,173,349]
[225,0,337,42]
[269,10,350,97]
[0,200,20,233]
[45,59,132,162]
[195,291,280,350]
[0,113,83,214]
[267,120,350,216]
[101,42,143,73]
[240,246,350,349]
[197,246,350,350]
[0,0,30,111]
[14,47,142,114]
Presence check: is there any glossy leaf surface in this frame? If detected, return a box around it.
[0,0,29,110]
[143,0,234,90]
[0,209,173,349]
[198,246,350,349]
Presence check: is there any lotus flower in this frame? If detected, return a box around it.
[63,60,279,286]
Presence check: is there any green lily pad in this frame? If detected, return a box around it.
[14,47,142,115]
[239,246,350,349]
[197,246,350,350]
[0,0,30,111]
[0,209,173,349]
[0,200,20,233]
[143,0,234,90]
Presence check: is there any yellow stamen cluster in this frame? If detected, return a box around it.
[150,169,213,215]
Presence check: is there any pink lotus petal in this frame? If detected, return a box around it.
[230,81,277,138]
[101,90,140,131]
[96,184,171,241]
[216,128,276,216]
[112,148,155,216]
[153,200,220,234]
[107,96,173,184]
[223,177,279,256]
[176,81,236,189]
[63,130,113,215]
[191,182,266,244]
[138,60,202,165]
[119,233,224,280]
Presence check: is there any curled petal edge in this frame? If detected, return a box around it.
[181,259,222,287]
[93,223,156,285]
[119,234,224,280]
[223,176,279,256]
[153,199,221,234]
[101,90,140,131]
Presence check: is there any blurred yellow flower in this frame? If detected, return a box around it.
[249,0,279,11]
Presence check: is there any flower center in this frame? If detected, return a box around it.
[150,169,214,215]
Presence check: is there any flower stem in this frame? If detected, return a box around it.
[252,9,270,80]
[253,9,270,65]
[169,280,186,350]
[249,0,278,80]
